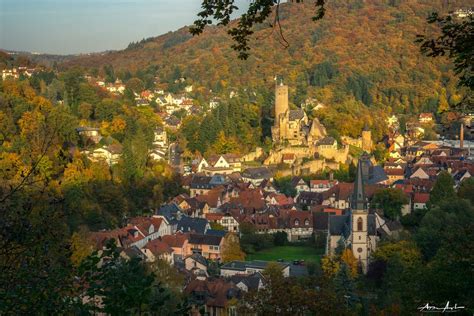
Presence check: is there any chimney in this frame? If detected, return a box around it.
[460,122,464,149]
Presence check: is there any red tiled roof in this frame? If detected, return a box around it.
[185,279,239,308]
[230,188,265,211]
[206,155,220,166]
[310,179,330,186]
[288,211,313,228]
[196,187,225,207]
[394,184,414,194]
[144,238,173,255]
[162,233,189,248]
[205,213,224,221]
[267,193,293,206]
[89,226,146,249]
[323,182,383,201]
[384,168,404,176]
[322,208,343,216]
[89,229,127,249]
[128,217,163,236]
[413,193,430,204]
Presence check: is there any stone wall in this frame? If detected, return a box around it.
[264,146,315,165]
[276,159,339,177]
[241,147,264,162]
[318,145,350,164]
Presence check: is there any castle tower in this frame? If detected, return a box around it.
[272,82,289,143]
[361,125,372,152]
[275,82,289,124]
[351,158,371,273]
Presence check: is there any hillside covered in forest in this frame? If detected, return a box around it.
[63,0,470,120]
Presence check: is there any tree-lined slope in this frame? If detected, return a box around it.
[64,0,471,136]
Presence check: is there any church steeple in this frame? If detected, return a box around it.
[352,158,367,211]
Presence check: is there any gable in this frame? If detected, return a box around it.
[198,159,209,170]
[411,168,429,179]
[214,156,230,168]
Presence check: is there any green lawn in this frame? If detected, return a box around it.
[246,246,323,263]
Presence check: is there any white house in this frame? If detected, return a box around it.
[149,149,167,161]
[87,144,122,165]
[184,253,208,278]
[153,128,168,148]
[2,68,19,80]
[209,98,220,109]
[310,179,338,193]
[413,193,430,210]
[142,239,174,264]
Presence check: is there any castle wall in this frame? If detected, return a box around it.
[264,146,315,165]
[341,136,362,148]
[277,159,339,176]
[318,146,350,164]
[299,159,338,174]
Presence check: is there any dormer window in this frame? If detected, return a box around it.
[304,219,310,226]
[294,219,299,226]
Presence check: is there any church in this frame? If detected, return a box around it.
[326,157,378,273]
[271,82,327,146]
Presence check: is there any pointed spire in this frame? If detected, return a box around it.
[352,158,367,211]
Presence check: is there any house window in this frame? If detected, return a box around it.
[294,219,299,226]
[357,218,363,231]
[304,219,310,226]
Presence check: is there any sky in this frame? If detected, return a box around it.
[0,0,249,55]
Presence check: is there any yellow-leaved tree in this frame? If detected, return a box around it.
[340,249,358,278]
[221,233,245,263]
[321,255,340,278]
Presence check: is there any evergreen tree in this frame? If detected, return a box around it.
[429,171,455,206]
[334,263,356,308]
[458,178,474,204]
[121,127,150,181]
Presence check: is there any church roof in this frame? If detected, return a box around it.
[352,157,367,210]
[328,213,377,237]
[328,214,351,238]
[289,108,305,121]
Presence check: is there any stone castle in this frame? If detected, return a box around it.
[266,82,351,171]
[271,82,327,146]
